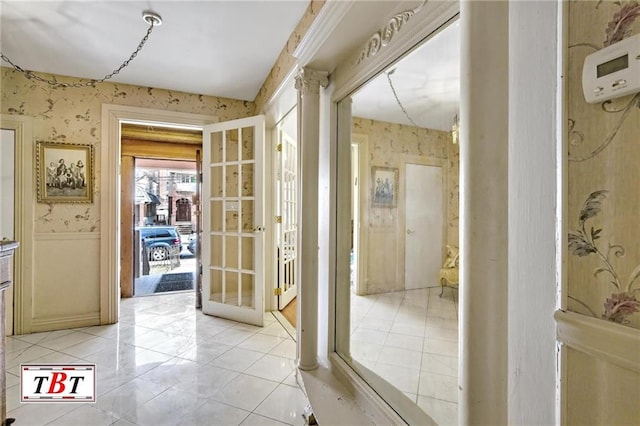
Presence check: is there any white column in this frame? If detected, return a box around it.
[460,1,509,424]
[295,67,329,371]
[508,2,559,424]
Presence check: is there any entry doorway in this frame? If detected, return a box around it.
[104,105,272,328]
[119,123,202,304]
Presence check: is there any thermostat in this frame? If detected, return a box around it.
[582,33,640,103]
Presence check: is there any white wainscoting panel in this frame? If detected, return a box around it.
[32,232,101,331]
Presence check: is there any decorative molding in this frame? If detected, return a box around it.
[294,68,329,95]
[356,1,428,65]
[555,309,640,373]
[293,1,355,66]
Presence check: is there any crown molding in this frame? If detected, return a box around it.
[293,1,355,66]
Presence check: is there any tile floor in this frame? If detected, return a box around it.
[351,286,459,425]
[5,292,309,426]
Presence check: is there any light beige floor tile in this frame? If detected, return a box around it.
[245,354,296,383]
[177,399,250,426]
[210,373,279,412]
[209,347,265,373]
[254,383,309,425]
[417,395,458,426]
[418,371,458,402]
[47,404,121,425]
[238,333,286,353]
[240,413,289,426]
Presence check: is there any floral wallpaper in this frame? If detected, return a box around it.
[352,117,454,294]
[447,134,459,248]
[1,67,255,233]
[567,1,640,329]
[253,0,326,112]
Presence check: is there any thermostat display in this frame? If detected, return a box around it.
[596,54,628,78]
[583,33,640,103]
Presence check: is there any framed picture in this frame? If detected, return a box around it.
[371,166,398,208]
[36,141,94,203]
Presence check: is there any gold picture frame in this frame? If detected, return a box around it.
[371,166,398,208]
[36,141,94,203]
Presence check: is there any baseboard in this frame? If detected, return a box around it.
[30,312,101,333]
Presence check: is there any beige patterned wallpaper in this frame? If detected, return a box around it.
[353,117,454,294]
[567,0,640,329]
[447,134,459,248]
[1,67,255,233]
[253,0,326,112]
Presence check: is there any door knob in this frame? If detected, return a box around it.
[407,229,414,235]
[252,226,265,232]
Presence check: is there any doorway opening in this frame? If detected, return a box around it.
[118,122,203,303]
[273,106,298,330]
[133,158,197,296]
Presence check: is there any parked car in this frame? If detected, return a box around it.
[136,226,181,261]
[187,234,197,255]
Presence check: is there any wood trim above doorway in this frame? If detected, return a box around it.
[121,139,201,160]
[121,123,202,144]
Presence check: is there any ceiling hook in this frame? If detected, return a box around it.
[142,11,163,26]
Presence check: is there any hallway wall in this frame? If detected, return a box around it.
[352,117,453,295]
[1,67,255,333]
[565,1,640,423]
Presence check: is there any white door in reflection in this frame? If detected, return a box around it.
[405,163,443,289]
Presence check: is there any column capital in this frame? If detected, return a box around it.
[295,67,329,95]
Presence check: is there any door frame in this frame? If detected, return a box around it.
[350,134,368,296]
[261,68,298,314]
[120,148,201,298]
[0,115,34,335]
[100,104,216,324]
[273,108,299,311]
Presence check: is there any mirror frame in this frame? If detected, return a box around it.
[328,2,460,424]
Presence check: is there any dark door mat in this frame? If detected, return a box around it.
[154,272,194,293]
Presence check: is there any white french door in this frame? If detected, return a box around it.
[276,130,297,310]
[202,116,265,326]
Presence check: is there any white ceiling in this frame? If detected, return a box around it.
[0,1,459,131]
[0,1,310,101]
[352,19,460,132]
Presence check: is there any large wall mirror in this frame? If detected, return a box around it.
[335,16,460,425]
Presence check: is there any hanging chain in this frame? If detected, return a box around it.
[1,21,156,88]
[386,69,420,128]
